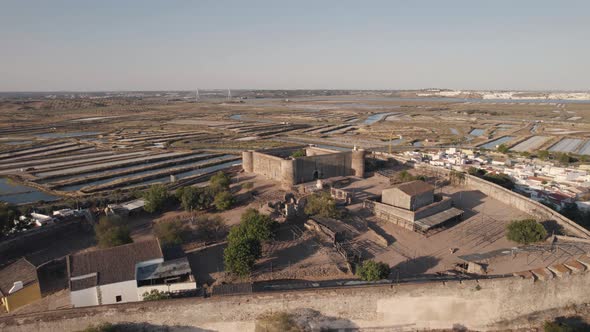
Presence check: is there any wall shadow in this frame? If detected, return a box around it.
[390,255,441,278]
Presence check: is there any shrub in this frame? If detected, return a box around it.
[143,184,172,213]
[177,186,214,211]
[290,149,306,158]
[543,320,576,332]
[356,260,390,281]
[94,216,132,248]
[214,190,234,211]
[0,202,19,236]
[153,219,187,246]
[242,181,254,190]
[467,167,487,177]
[142,289,170,301]
[304,191,339,218]
[497,144,509,154]
[537,150,550,160]
[77,323,116,332]
[483,173,514,190]
[506,219,547,244]
[255,312,301,332]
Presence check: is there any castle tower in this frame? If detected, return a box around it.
[280,158,296,188]
[351,148,365,177]
[242,150,254,173]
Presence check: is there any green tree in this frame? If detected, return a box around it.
[94,216,132,248]
[210,171,231,193]
[497,144,509,154]
[467,167,486,177]
[304,191,340,218]
[0,202,19,236]
[153,219,187,246]
[224,237,262,277]
[537,150,550,160]
[557,152,572,165]
[224,209,275,276]
[143,184,171,213]
[483,173,515,190]
[142,289,171,301]
[177,186,214,211]
[214,190,234,211]
[506,219,547,244]
[356,260,390,281]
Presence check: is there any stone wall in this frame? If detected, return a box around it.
[3,273,590,331]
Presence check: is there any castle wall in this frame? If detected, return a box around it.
[4,273,590,331]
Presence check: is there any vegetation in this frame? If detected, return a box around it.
[94,215,132,248]
[242,181,254,190]
[483,173,515,190]
[496,144,509,154]
[224,209,276,276]
[449,170,466,185]
[143,184,172,213]
[77,323,116,332]
[176,186,214,211]
[194,215,228,241]
[396,170,426,183]
[467,166,487,177]
[538,150,550,160]
[210,171,231,193]
[506,219,547,244]
[153,219,187,246]
[290,149,306,158]
[255,312,301,332]
[0,202,19,236]
[556,152,573,165]
[356,260,390,281]
[214,190,235,211]
[304,190,340,219]
[543,320,576,332]
[142,289,171,301]
[560,203,590,229]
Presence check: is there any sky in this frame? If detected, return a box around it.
[0,0,589,91]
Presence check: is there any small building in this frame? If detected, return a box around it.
[0,258,42,313]
[67,239,196,308]
[365,180,463,233]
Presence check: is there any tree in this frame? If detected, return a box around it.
[154,219,187,246]
[483,173,515,190]
[224,209,276,276]
[214,190,234,211]
[143,184,171,213]
[210,171,231,193]
[467,167,486,177]
[0,202,19,236]
[557,152,572,165]
[497,144,509,154]
[142,289,170,301]
[94,216,132,248]
[537,150,550,160]
[506,219,547,245]
[224,237,261,277]
[304,191,340,218]
[356,260,390,281]
[177,186,213,211]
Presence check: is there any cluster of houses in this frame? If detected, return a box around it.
[400,148,590,213]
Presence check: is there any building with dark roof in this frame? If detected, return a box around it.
[382,180,435,211]
[67,238,196,307]
[0,258,41,313]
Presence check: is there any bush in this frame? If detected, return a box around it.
[214,190,234,211]
[242,181,254,190]
[154,219,187,246]
[304,191,340,218]
[142,289,170,301]
[543,320,576,332]
[0,202,19,236]
[497,144,509,154]
[255,312,301,332]
[77,323,116,332]
[143,184,172,213]
[483,173,514,190]
[467,166,487,177]
[94,216,132,248]
[210,171,231,193]
[290,149,306,158]
[357,260,390,281]
[195,215,228,241]
[506,219,547,244]
[537,150,550,160]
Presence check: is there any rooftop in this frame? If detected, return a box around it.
[392,180,434,197]
[136,257,191,281]
[68,239,163,291]
[0,258,37,296]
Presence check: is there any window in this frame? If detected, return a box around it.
[115,295,122,302]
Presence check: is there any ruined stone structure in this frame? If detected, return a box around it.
[242,145,365,188]
[366,180,463,233]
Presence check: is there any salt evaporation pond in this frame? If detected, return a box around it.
[0,178,60,204]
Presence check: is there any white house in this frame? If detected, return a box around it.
[66,239,195,307]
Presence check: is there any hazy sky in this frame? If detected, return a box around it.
[1,0,589,91]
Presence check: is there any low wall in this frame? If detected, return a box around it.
[414,163,590,239]
[464,175,590,239]
[2,273,590,331]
